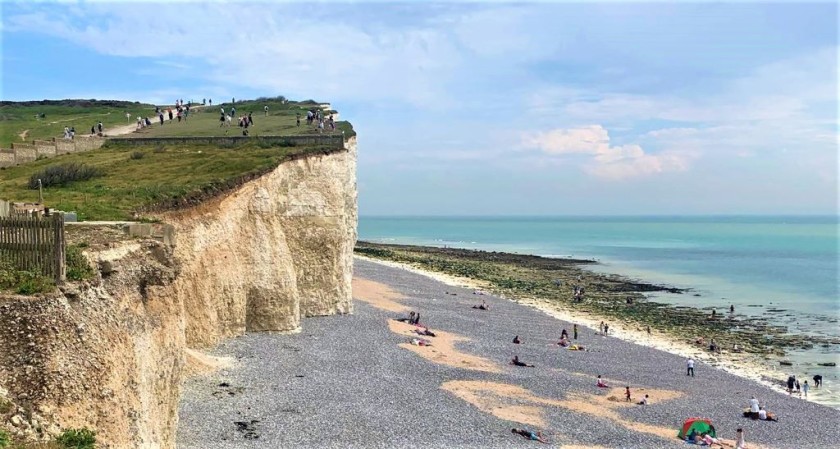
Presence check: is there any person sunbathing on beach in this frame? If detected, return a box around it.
[697,433,721,447]
[415,328,436,337]
[513,335,521,344]
[410,338,431,347]
[637,394,649,405]
[472,300,489,310]
[596,375,609,388]
[511,428,548,443]
[397,311,416,323]
[557,337,570,347]
[568,344,585,351]
[510,356,535,367]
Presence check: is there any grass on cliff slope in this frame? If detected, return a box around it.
[0,141,337,221]
[0,100,156,147]
[121,97,355,140]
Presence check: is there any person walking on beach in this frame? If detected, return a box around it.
[787,375,796,394]
[803,380,809,398]
[795,378,801,397]
[573,324,578,340]
[625,386,631,402]
[687,358,695,377]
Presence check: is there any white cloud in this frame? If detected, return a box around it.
[522,125,691,180]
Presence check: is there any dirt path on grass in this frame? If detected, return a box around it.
[106,105,206,137]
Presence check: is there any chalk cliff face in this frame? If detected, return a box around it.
[167,137,357,347]
[0,138,357,448]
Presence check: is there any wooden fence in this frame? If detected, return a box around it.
[0,212,66,283]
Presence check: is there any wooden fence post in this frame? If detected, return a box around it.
[54,213,66,283]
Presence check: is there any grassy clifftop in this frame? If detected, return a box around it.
[0,100,155,147]
[0,96,354,221]
[0,97,354,147]
[0,141,340,221]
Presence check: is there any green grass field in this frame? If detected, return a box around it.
[0,100,156,147]
[0,98,354,147]
[0,141,337,221]
[126,97,354,139]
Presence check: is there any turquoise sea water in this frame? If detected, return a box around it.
[359,216,840,401]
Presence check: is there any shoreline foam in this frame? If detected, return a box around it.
[354,254,839,409]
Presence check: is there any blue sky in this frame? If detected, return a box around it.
[2,1,837,215]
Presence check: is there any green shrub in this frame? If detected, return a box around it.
[0,259,54,295]
[0,429,9,449]
[28,163,103,189]
[14,271,54,295]
[129,151,145,160]
[55,428,96,449]
[65,245,94,281]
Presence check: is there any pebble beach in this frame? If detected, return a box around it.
[177,259,840,448]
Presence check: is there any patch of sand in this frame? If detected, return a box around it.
[389,320,502,373]
[18,129,28,141]
[184,348,234,377]
[602,386,684,406]
[441,380,561,427]
[441,380,682,444]
[353,277,409,313]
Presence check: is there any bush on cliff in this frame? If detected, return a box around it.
[55,428,95,449]
[28,163,103,189]
[0,259,54,295]
[65,245,94,281]
[0,429,9,449]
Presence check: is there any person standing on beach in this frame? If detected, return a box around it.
[599,322,605,335]
[625,386,631,402]
[604,323,610,336]
[795,378,801,397]
[687,358,695,377]
[735,428,746,449]
[573,324,578,340]
[803,380,810,398]
[787,375,796,394]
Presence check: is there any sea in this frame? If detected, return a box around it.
[358,215,840,406]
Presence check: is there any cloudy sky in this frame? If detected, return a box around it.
[2,1,837,215]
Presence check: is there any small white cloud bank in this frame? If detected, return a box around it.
[521,125,691,180]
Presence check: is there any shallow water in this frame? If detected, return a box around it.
[359,215,840,407]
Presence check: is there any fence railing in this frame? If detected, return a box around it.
[0,212,66,283]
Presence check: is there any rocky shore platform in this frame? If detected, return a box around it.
[177,259,840,448]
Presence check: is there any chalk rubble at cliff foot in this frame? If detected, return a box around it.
[0,136,358,448]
